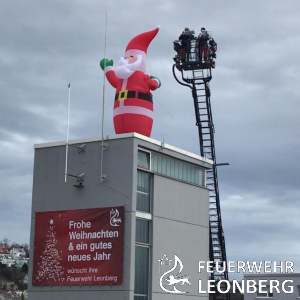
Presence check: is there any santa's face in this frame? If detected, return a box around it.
[124,54,138,64]
[115,54,142,79]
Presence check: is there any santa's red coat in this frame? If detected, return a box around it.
[105,69,159,137]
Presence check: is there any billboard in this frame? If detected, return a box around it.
[32,206,124,286]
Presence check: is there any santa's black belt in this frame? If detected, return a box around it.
[115,90,153,103]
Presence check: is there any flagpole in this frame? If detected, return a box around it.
[100,0,108,183]
[65,83,71,183]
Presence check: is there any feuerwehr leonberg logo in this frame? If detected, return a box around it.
[158,254,191,294]
[110,208,122,226]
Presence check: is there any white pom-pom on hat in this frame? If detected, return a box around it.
[156,25,160,29]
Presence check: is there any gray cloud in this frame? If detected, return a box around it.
[0,0,300,278]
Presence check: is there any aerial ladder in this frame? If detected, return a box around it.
[173,29,230,300]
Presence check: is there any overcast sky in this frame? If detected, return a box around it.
[1,0,300,279]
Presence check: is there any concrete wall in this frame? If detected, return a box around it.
[244,274,300,300]
[29,137,136,300]
[152,176,210,299]
[29,134,211,300]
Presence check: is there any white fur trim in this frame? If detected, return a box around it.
[121,79,127,90]
[104,66,114,73]
[113,106,153,119]
[125,49,146,56]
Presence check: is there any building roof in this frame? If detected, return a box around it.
[244,273,300,277]
[0,247,9,254]
[34,132,214,166]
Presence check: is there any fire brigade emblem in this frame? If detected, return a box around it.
[158,254,191,294]
[110,208,122,226]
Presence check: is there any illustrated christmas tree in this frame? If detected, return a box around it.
[35,219,64,283]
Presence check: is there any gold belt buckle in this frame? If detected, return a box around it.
[118,90,128,101]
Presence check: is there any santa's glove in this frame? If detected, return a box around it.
[100,59,113,71]
[150,76,161,88]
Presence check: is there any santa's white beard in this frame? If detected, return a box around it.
[115,55,143,79]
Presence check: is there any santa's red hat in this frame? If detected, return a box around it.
[126,26,160,53]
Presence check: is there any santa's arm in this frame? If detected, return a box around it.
[144,74,161,91]
[100,59,118,88]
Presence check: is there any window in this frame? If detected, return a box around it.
[136,219,150,244]
[134,246,149,300]
[137,171,151,213]
[138,151,150,170]
[257,286,273,298]
[134,219,150,300]
[257,291,268,298]
[138,149,205,187]
[135,163,152,300]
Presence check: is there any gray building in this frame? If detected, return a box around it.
[244,273,300,299]
[28,133,213,300]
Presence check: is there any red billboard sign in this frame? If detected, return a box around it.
[32,206,124,286]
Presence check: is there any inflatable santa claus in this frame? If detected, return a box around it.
[100,26,161,137]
